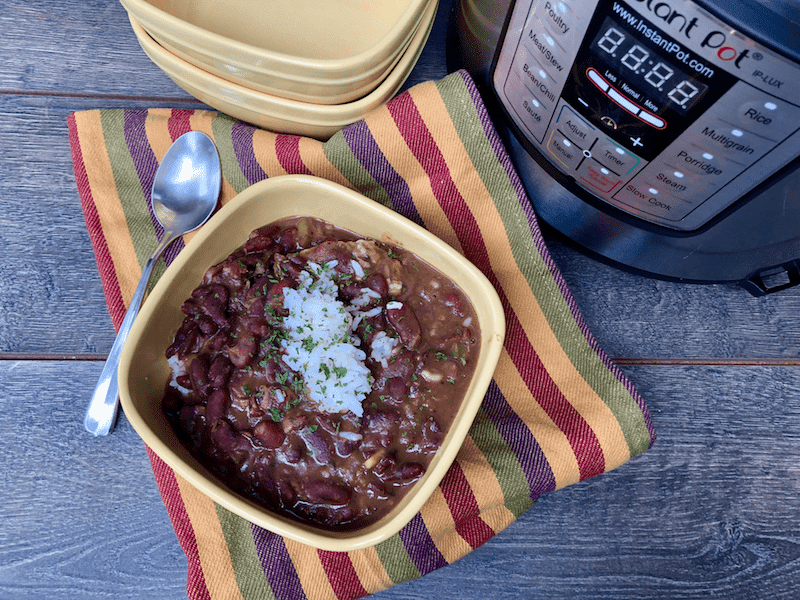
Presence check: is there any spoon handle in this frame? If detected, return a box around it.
[84,235,175,436]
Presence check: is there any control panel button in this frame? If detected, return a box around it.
[697,122,774,161]
[510,47,558,109]
[577,160,621,194]
[668,147,726,180]
[522,0,589,56]
[554,104,597,146]
[736,98,800,140]
[643,167,715,202]
[535,1,576,38]
[522,27,572,88]
[504,67,551,143]
[592,137,642,175]
[613,183,691,221]
[547,130,584,170]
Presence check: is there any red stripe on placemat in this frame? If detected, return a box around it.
[67,113,127,327]
[317,551,368,600]
[275,135,314,175]
[167,109,195,140]
[146,448,212,600]
[505,323,607,480]
[387,94,606,481]
[439,462,496,548]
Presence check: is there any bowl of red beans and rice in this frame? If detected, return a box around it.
[118,175,505,551]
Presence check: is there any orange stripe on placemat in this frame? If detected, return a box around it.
[347,546,393,596]
[478,502,518,534]
[145,449,212,600]
[188,110,218,139]
[174,475,246,600]
[456,435,513,528]
[361,104,461,252]
[296,136,350,187]
[418,487,472,563]
[144,110,176,163]
[317,551,368,600]
[67,113,127,329]
[492,351,579,488]
[252,129,288,178]
[284,540,337,600]
[73,110,141,313]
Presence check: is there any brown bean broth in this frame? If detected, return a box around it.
[161,216,480,530]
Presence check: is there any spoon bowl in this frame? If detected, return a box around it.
[85,131,221,436]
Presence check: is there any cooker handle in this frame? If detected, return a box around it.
[741,260,800,296]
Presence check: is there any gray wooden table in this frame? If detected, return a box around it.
[2,1,800,598]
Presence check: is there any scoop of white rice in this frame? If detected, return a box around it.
[281,261,372,417]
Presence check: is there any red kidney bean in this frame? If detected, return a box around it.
[253,420,285,449]
[301,429,333,464]
[418,417,443,452]
[333,436,358,458]
[249,225,280,242]
[193,284,229,327]
[386,302,422,350]
[443,292,465,317]
[162,387,182,413]
[382,462,425,484]
[205,388,229,425]
[189,354,212,398]
[277,226,299,251]
[207,355,233,389]
[266,278,294,312]
[386,377,408,401]
[246,275,273,301]
[196,314,218,336]
[178,405,205,445]
[376,349,416,380]
[166,319,199,358]
[179,327,204,360]
[226,333,257,368]
[302,241,353,273]
[210,419,237,452]
[373,453,396,478]
[365,273,388,297]
[305,480,351,505]
[363,408,401,436]
[367,480,388,499]
[243,231,277,254]
[283,441,304,464]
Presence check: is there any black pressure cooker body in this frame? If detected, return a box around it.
[451,0,800,293]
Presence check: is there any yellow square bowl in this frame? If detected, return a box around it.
[126,2,436,139]
[119,0,434,104]
[118,175,505,551]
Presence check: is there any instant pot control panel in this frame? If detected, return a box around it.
[493,0,800,231]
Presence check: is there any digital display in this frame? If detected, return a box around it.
[590,17,709,113]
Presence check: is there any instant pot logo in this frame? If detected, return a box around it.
[625,0,753,68]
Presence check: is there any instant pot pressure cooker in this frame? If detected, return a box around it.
[451,0,800,293]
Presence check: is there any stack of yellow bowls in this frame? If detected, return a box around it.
[120,0,438,139]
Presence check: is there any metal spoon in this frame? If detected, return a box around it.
[85,131,221,436]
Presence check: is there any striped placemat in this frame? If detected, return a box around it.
[67,70,655,600]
